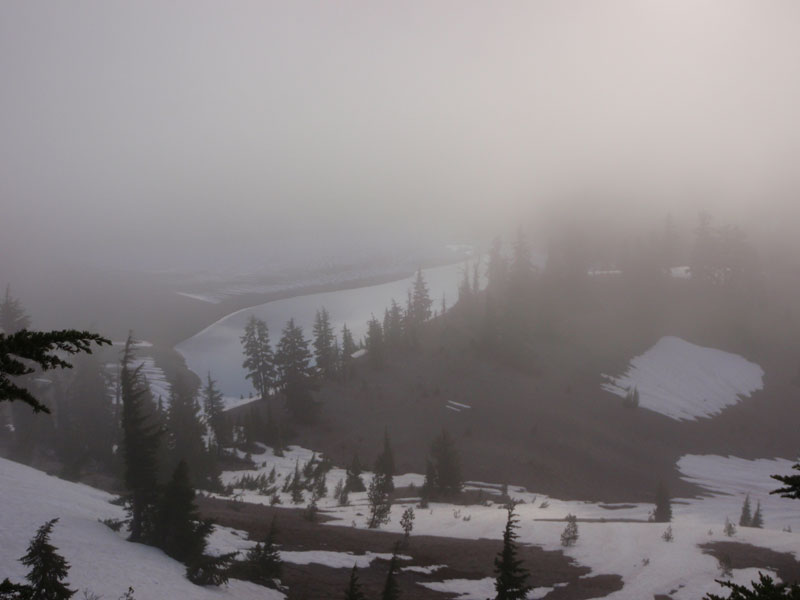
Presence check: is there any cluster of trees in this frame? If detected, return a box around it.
[444,212,764,373]
[240,315,317,422]
[238,269,437,422]
[116,335,231,583]
[738,494,764,529]
[362,428,463,529]
[422,429,463,501]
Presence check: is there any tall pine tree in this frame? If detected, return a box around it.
[493,506,532,600]
[202,372,228,454]
[166,374,215,489]
[240,316,275,402]
[343,564,366,600]
[275,318,316,421]
[120,334,162,542]
[409,269,432,326]
[428,429,462,498]
[20,518,75,600]
[380,545,401,600]
[652,482,672,523]
[365,316,385,370]
[313,307,337,379]
[153,460,213,564]
[0,285,31,334]
[373,427,395,493]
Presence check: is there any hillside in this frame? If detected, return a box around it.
[274,281,800,503]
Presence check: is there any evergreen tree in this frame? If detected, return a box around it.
[704,572,800,599]
[0,578,32,599]
[493,506,532,600]
[165,375,215,489]
[380,545,401,600]
[623,386,640,409]
[508,228,536,293]
[771,461,800,500]
[751,502,764,529]
[739,495,752,527]
[290,460,304,504]
[724,517,737,537]
[384,299,404,348]
[691,211,717,285]
[486,237,509,295]
[119,334,162,543]
[421,459,436,503]
[345,452,365,492]
[343,565,367,600]
[186,552,237,586]
[275,318,316,421]
[458,263,474,307]
[365,315,385,369]
[0,285,31,334]
[409,269,433,326]
[339,324,357,379]
[338,484,350,507]
[240,315,275,401]
[428,429,462,498]
[367,472,392,528]
[0,329,109,413]
[400,507,415,545]
[373,427,395,493]
[20,518,75,599]
[57,353,114,477]
[153,460,213,563]
[341,324,357,359]
[652,482,672,523]
[560,514,579,547]
[662,525,674,542]
[242,516,282,586]
[313,307,337,379]
[202,372,228,453]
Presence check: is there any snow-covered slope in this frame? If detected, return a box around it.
[678,454,800,530]
[602,336,764,421]
[0,458,283,600]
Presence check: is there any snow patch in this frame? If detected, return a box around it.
[601,336,764,421]
[420,577,553,599]
[281,550,409,569]
[401,564,445,574]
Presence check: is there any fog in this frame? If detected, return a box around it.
[2,0,800,274]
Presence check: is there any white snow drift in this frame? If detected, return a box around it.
[602,336,764,421]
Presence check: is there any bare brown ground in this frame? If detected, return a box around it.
[700,541,800,586]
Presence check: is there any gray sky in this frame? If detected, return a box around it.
[2,1,799,271]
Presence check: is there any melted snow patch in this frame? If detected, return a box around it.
[281,550,409,569]
[601,336,764,421]
[420,578,552,599]
[402,564,445,574]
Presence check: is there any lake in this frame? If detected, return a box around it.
[175,260,480,398]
